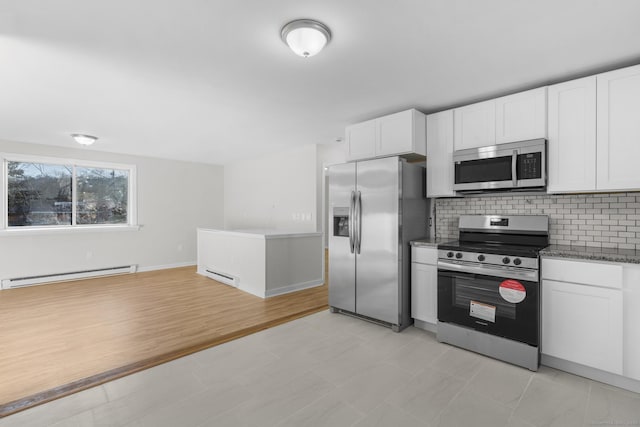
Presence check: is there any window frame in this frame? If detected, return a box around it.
[1,153,138,234]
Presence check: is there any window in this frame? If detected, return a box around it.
[2,154,136,230]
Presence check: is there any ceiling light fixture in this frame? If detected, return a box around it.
[280,19,331,58]
[71,133,98,146]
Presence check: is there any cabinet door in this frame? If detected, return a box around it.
[346,119,376,161]
[623,265,640,381]
[495,87,547,144]
[547,77,597,193]
[411,262,437,324]
[542,279,623,374]
[377,110,415,157]
[426,110,456,197]
[454,100,495,150]
[597,64,640,191]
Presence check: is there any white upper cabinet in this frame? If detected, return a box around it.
[495,87,547,144]
[454,99,495,150]
[596,64,640,191]
[346,109,426,161]
[377,110,423,157]
[547,76,597,193]
[454,88,547,151]
[346,119,377,160]
[426,110,456,197]
[547,64,640,193]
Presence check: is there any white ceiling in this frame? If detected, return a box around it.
[1,0,640,165]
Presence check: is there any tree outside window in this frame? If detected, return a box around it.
[6,160,131,227]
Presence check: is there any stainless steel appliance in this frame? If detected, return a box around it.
[437,215,549,370]
[453,139,546,193]
[328,156,429,332]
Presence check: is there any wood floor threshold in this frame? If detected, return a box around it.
[0,303,328,418]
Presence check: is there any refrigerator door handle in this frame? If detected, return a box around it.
[349,191,356,254]
[355,190,362,254]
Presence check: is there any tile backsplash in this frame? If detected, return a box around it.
[435,192,640,250]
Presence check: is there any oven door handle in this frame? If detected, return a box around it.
[438,260,538,282]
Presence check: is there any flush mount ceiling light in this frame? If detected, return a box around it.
[280,19,331,58]
[71,133,98,146]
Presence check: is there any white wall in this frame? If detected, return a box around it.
[224,144,319,232]
[0,139,224,279]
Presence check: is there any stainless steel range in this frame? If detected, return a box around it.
[437,215,549,371]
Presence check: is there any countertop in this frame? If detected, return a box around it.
[410,238,446,248]
[540,244,640,264]
[197,228,322,239]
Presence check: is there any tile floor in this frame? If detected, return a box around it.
[1,310,639,427]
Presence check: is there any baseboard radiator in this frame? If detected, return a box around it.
[1,265,138,290]
[203,268,238,288]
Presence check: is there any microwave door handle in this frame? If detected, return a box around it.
[511,150,518,187]
[349,191,355,254]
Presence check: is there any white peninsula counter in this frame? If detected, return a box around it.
[197,228,324,298]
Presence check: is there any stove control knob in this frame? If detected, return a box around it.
[513,258,522,266]
[447,252,454,258]
[455,252,463,259]
[477,254,485,261]
[502,257,511,264]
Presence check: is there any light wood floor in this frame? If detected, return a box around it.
[0,266,328,417]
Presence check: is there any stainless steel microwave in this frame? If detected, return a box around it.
[453,139,546,192]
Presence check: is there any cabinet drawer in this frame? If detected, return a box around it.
[411,246,437,265]
[542,257,622,289]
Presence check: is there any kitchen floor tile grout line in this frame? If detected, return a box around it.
[505,371,535,427]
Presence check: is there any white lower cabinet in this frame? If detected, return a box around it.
[542,278,623,374]
[411,246,438,325]
[542,257,624,375]
[623,265,640,381]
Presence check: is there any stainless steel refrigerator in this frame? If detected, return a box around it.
[328,156,429,331]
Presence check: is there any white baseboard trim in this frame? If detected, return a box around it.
[237,285,265,299]
[137,261,196,273]
[541,354,640,394]
[264,279,324,298]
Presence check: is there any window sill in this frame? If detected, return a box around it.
[0,225,141,237]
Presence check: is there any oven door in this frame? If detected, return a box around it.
[437,266,539,346]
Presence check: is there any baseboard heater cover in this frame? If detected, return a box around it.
[204,268,238,288]
[1,265,137,290]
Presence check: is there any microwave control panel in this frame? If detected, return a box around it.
[517,152,542,179]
